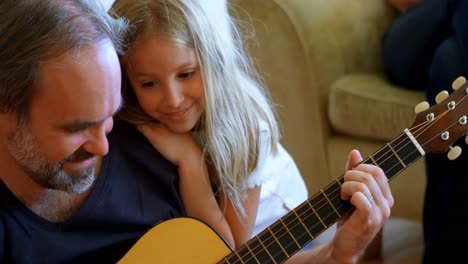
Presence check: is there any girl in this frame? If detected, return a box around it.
[111,0,309,249]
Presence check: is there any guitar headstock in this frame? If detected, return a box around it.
[411,76,468,160]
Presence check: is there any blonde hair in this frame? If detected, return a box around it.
[112,0,279,215]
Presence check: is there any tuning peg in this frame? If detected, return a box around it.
[435,90,449,103]
[447,145,462,160]
[415,101,430,114]
[465,134,468,145]
[452,76,466,90]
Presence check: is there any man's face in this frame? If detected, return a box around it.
[5,40,122,193]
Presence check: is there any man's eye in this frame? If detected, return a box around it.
[67,127,85,134]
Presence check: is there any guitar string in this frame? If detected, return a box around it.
[223,121,439,264]
[222,118,438,264]
[221,123,427,264]
[222,93,467,264]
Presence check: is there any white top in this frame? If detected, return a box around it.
[245,123,308,236]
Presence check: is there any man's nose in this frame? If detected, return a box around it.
[83,119,113,156]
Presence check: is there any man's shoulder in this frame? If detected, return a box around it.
[107,120,153,151]
[108,120,140,142]
[107,120,176,170]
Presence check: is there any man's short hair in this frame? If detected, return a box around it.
[0,0,129,121]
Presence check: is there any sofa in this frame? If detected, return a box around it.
[230,0,427,262]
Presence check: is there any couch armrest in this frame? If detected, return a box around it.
[277,0,397,105]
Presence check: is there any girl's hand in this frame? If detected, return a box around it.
[136,122,201,166]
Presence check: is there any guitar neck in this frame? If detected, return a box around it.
[218,129,424,264]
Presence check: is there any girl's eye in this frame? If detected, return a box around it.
[179,71,194,79]
[141,81,156,88]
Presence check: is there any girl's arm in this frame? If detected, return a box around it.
[217,186,261,248]
[136,122,259,248]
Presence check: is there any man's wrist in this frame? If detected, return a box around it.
[328,242,360,264]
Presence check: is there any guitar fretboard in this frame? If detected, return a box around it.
[218,130,423,264]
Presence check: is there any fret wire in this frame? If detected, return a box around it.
[268,219,300,259]
[370,123,425,171]
[320,189,341,217]
[276,134,416,251]
[249,237,275,264]
[393,135,417,164]
[386,143,407,168]
[296,138,419,260]
[283,211,312,250]
[222,133,426,264]
[226,175,399,263]
[225,166,394,263]
[279,219,301,248]
[366,132,419,179]
[335,178,342,186]
[267,227,290,258]
[374,145,396,165]
[374,147,400,178]
[301,196,335,237]
[370,131,413,167]
[305,199,326,228]
[245,244,261,264]
[255,229,288,262]
[252,199,355,264]
[252,136,414,258]
[257,238,277,263]
[223,247,246,264]
[234,247,253,264]
[291,209,314,240]
[250,153,422,262]
[234,250,244,264]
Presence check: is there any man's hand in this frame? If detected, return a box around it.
[331,149,394,263]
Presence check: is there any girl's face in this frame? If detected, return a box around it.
[125,37,205,133]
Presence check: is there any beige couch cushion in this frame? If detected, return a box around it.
[328,73,426,141]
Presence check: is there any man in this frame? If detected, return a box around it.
[0,1,184,262]
[0,0,393,263]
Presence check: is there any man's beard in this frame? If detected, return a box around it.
[7,127,95,193]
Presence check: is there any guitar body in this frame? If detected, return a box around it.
[118,217,232,264]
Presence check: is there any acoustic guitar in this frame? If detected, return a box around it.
[118,77,468,264]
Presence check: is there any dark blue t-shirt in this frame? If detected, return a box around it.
[0,121,184,263]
